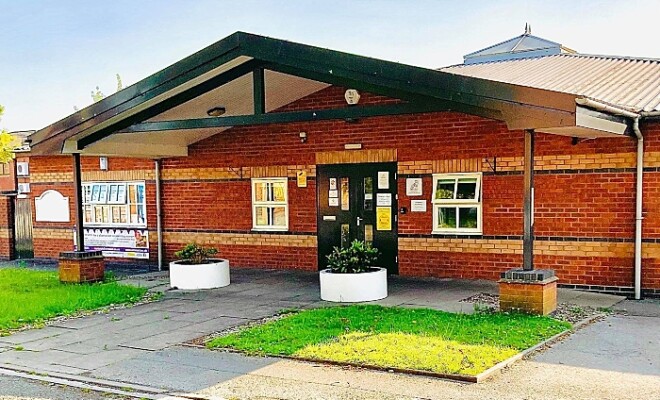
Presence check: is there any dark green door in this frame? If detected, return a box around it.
[317,162,398,273]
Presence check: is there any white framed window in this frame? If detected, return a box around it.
[83,181,146,227]
[252,178,288,231]
[432,173,482,234]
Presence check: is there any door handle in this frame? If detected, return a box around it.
[357,217,363,226]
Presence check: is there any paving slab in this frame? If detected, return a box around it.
[534,315,660,376]
[613,299,660,317]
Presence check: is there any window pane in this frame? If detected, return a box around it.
[364,224,374,244]
[272,206,286,226]
[341,177,350,211]
[459,207,479,228]
[457,178,477,200]
[254,182,267,202]
[272,182,286,202]
[437,207,457,229]
[364,177,373,211]
[341,224,350,248]
[435,179,455,200]
[255,206,269,226]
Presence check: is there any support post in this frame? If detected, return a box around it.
[253,67,265,115]
[72,153,85,251]
[59,153,104,283]
[499,129,556,315]
[155,160,163,271]
[523,129,534,271]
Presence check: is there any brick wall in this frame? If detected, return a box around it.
[8,86,660,293]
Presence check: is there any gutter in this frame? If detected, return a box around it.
[576,98,644,299]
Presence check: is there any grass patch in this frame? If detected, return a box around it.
[207,305,569,376]
[0,268,147,334]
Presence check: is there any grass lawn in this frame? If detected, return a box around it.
[207,305,570,376]
[0,268,147,334]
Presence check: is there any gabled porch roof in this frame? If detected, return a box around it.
[29,32,630,159]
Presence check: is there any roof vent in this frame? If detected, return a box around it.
[463,24,576,65]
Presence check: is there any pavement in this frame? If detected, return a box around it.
[0,266,657,400]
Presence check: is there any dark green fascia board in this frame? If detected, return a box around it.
[76,59,264,150]
[119,102,462,133]
[238,33,577,113]
[31,32,246,152]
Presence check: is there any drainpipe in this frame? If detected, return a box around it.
[155,160,163,271]
[632,117,643,300]
[575,98,643,299]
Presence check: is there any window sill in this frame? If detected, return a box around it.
[252,228,289,233]
[431,230,482,236]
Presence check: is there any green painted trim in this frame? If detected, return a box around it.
[253,68,266,115]
[121,102,450,132]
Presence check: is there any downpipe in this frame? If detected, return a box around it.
[576,98,644,299]
[155,160,163,272]
[633,117,643,300]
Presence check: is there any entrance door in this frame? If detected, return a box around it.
[317,162,398,273]
[14,197,34,259]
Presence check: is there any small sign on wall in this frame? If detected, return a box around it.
[297,170,307,187]
[411,200,427,212]
[376,207,392,231]
[377,171,389,189]
[376,193,392,206]
[35,190,70,222]
[406,178,423,196]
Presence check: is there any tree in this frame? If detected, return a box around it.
[76,74,123,111]
[0,105,18,163]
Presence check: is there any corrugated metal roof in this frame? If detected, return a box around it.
[442,53,660,113]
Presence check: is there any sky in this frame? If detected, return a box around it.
[1,0,659,132]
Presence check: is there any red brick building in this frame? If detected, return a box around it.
[3,31,660,297]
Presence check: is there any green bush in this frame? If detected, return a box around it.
[175,243,218,264]
[326,240,379,273]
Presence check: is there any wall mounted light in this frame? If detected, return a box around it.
[207,106,226,117]
[299,132,308,143]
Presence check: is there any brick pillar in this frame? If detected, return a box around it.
[499,273,558,315]
[59,250,105,283]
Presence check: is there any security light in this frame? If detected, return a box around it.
[206,107,226,117]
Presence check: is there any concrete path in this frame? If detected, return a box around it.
[0,267,643,399]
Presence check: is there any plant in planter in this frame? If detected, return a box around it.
[320,240,388,303]
[169,243,230,290]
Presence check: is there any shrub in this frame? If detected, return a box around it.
[175,243,218,264]
[326,240,379,273]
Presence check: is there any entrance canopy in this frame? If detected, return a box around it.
[29,32,631,158]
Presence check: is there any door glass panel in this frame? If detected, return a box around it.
[363,177,373,211]
[457,178,477,200]
[458,207,478,228]
[437,207,457,229]
[340,177,350,211]
[341,224,350,248]
[364,224,374,244]
[435,179,455,200]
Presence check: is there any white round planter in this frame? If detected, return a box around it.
[169,259,230,290]
[319,267,388,302]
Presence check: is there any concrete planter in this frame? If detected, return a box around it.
[169,259,230,290]
[319,267,388,302]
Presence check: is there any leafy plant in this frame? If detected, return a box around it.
[175,243,218,264]
[326,240,379,273]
